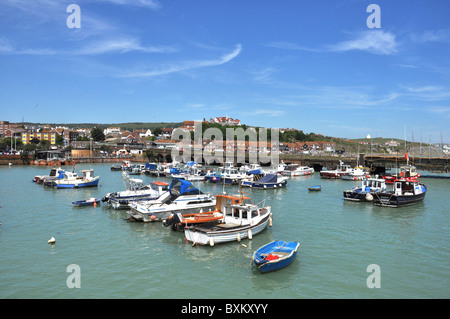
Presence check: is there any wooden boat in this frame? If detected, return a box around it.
[72,198,101,207]
[372,178,427,207]
[184,193,272,246]
[252,240,300,273]
[308,185,322,191]
[163,211,224,231]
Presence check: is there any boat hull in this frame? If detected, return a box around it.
[128,202,216,222]
[72,199,101,206]
[184,212,271,245]
[252,241,300,273]
[373,191,426,207]
[343,190,373,202]
[54,179,99,188]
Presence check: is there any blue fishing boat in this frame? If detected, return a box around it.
[252,240,300,273]
[72,198,101,207]
[52,169,100,189]
[308,185,322,191]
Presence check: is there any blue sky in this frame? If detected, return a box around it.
[1,0,449,142]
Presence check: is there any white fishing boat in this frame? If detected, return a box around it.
[283,163,314,176]
[342,166,370,181]
[343,177,387,201]
[127,179,216,222]
[184,193,272,246]
[103,173,170,209]
[320,161,354,179]
[51,169,100,189]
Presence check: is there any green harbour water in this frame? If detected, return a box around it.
[0,163,449,299]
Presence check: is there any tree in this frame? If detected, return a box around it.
[91,127,105,142]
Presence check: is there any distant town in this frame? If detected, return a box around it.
[1,117,448,163]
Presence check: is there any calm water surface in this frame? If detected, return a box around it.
[0,163,449,299]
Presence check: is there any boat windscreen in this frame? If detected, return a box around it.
[169,179,202,196]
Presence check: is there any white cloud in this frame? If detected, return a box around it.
[76,38,176,55]
[98,0,161,10]
[120,44,242,77]
[329,30,398,55]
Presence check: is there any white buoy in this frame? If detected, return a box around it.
[48,237,55,244]
[209,237,215,247]
[366,193,374,201]
[241,244,247,248]
[237,233,241,242]
[248,229,253,240]
[269,213,273,227]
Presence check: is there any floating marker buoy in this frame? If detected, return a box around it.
[241,244,247,248]
[48,237,55,244]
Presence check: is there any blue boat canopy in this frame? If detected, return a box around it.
[256,174,278,184]
[186,161,196,167]
[145,163,157,170]
[248,168,263,175]
[169,178,202,196]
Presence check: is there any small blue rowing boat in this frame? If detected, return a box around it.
[72,198,101,207]
[252,240,300,273]
[308,185,322,191]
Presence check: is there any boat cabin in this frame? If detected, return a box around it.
[214,195,260,223]
[388,179,425,196]
[361,178,386,192]
[81,169,95,180]
[398,165,418,178]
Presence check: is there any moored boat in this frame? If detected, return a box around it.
[163,211,224,232]
[283,164,314,176]
[341,166,370,181]
[127,179,216,222]
[372,178,426,207]
[51,169,100,189]
[184,193,272,246]
[308,185,322,191]
[320,161,353,179]
[241,173,288,189]
[34,167,65,184]
[103,173,169,209]
[343,178,386,202]
[252,240,300,273]
[72,198,101,207]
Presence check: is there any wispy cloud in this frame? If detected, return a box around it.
[409,28,450,43]
[99,0,161,10]
[120,44,242,77]
[247,67,280,83]
[267,30,399,55]
[76,38,176,55]
[0,36,174,56]
[266,42,320,53]
[328,30,398,55]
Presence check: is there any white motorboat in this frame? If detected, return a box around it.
[342,166,370,181]
[103,173,170,209]
[283,163,314,176]
[320,161,354,179]
[127,179,216,222]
